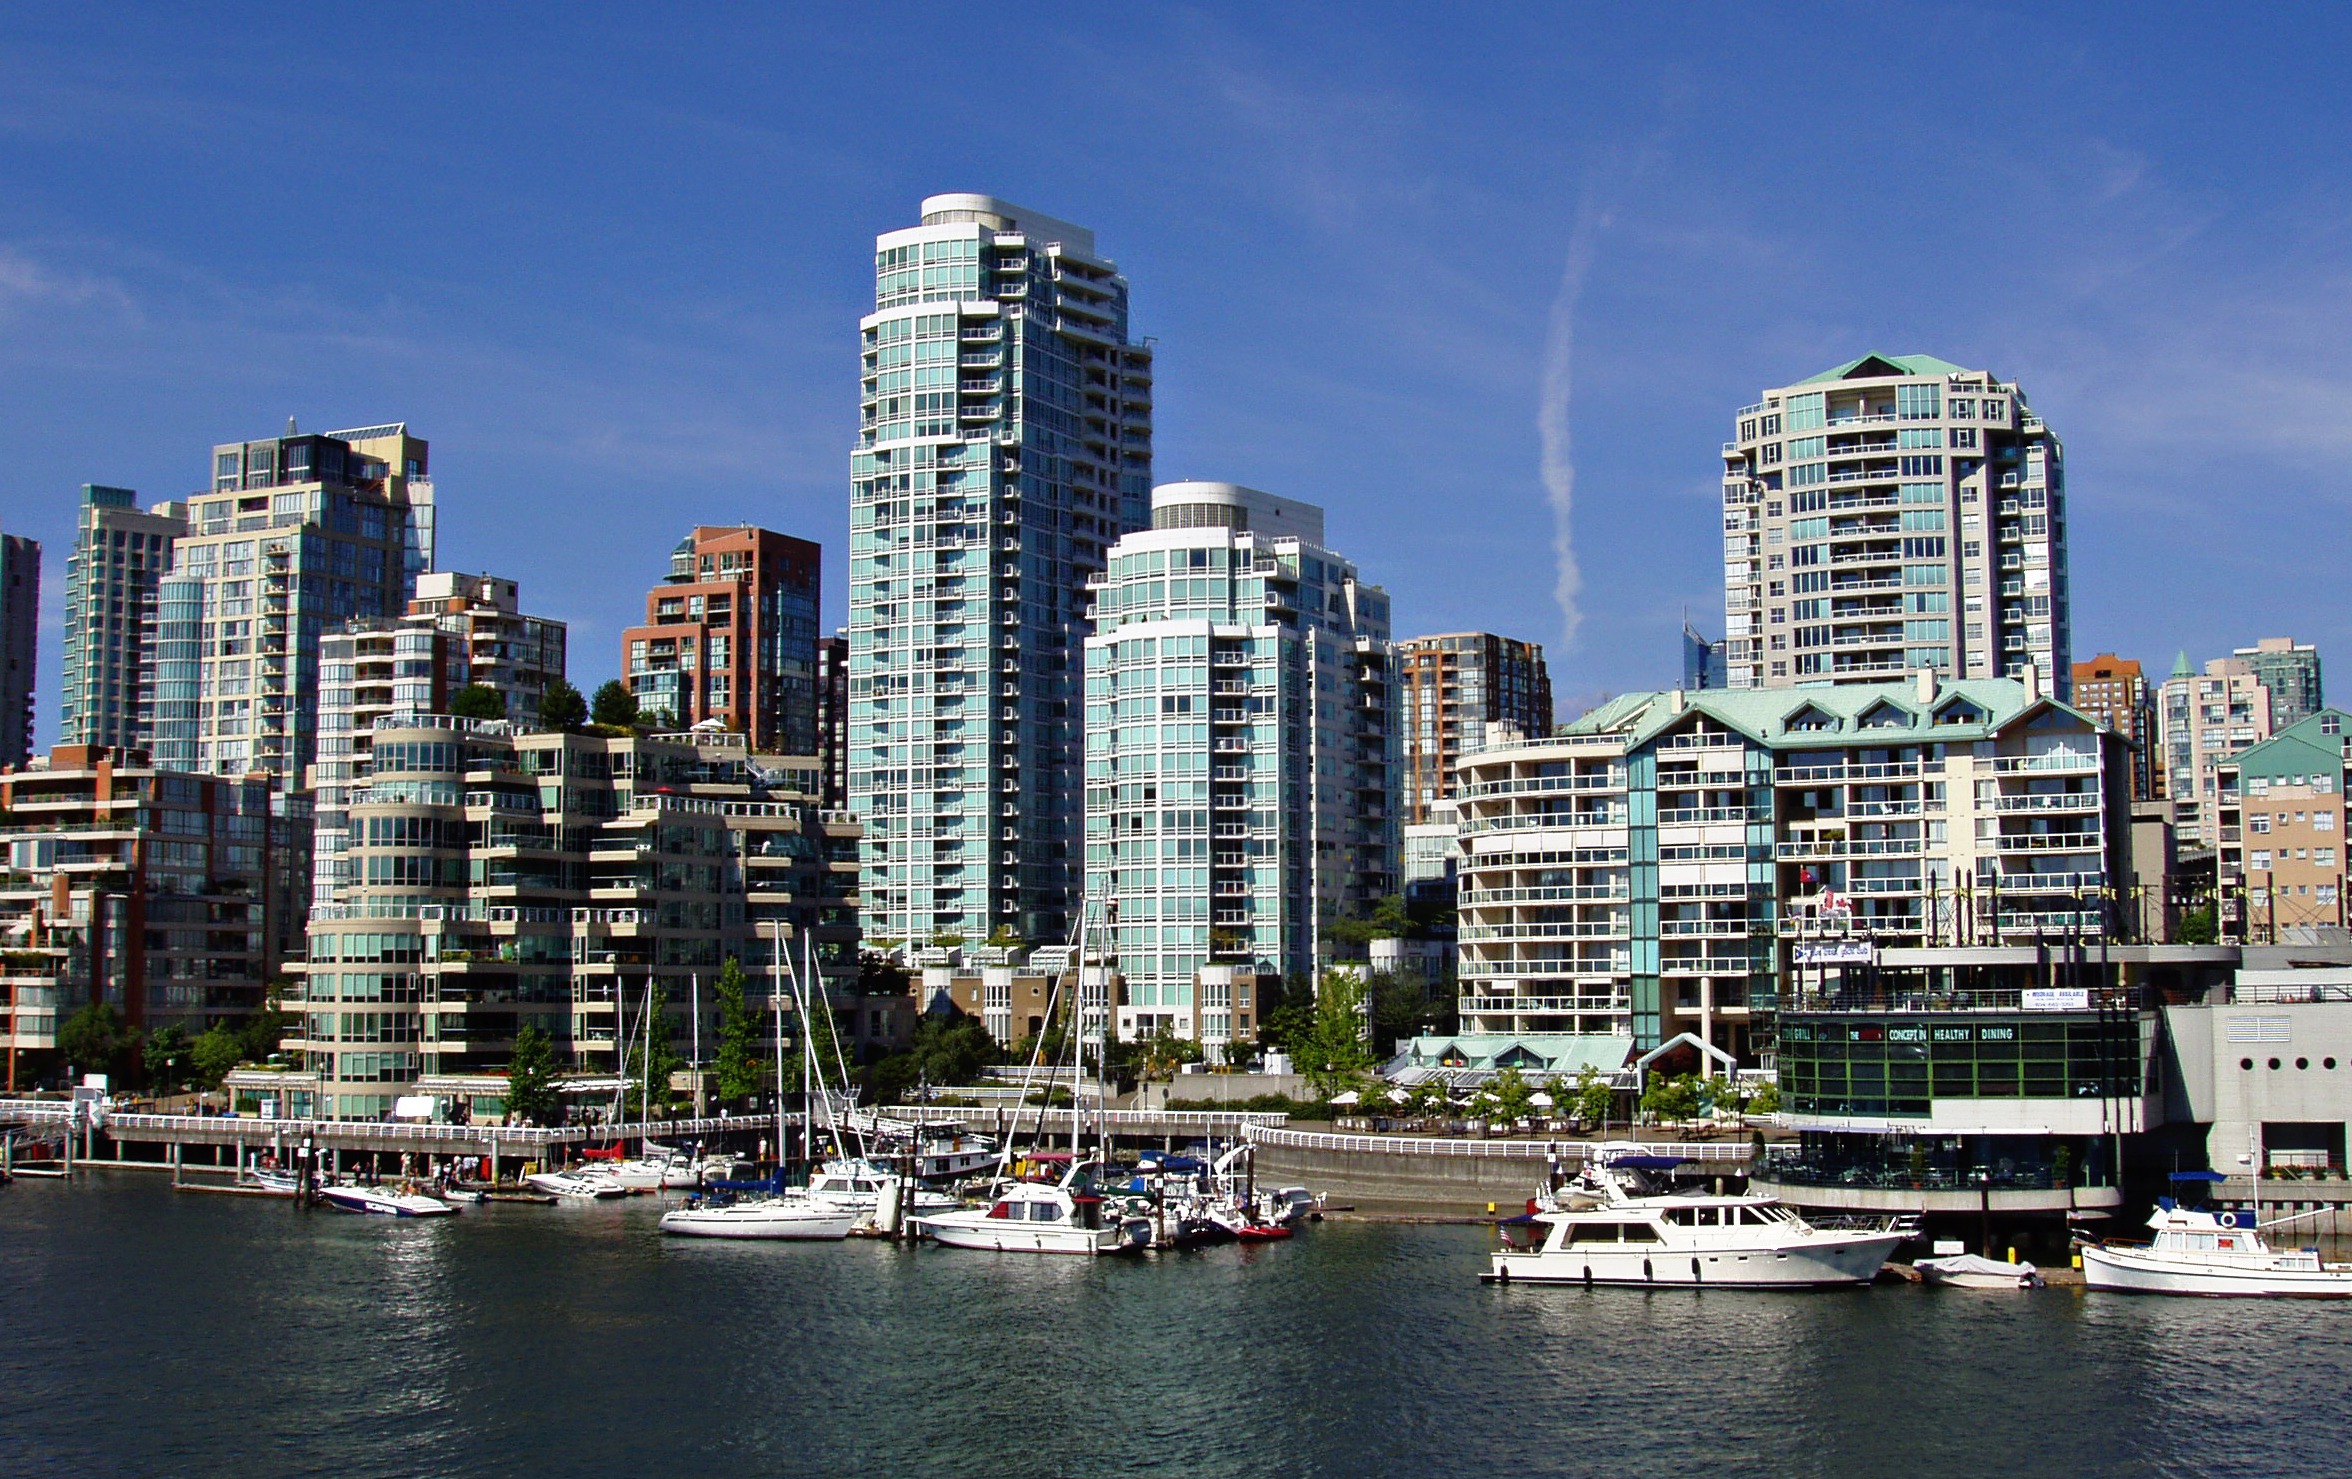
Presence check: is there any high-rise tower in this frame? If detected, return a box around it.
[621,526,819,752]
[1722,355,2069,697]
[848,195,1154,950]
[0,529,37,768]
[148,422,434,781]
[1085,483,1396,1041]
[59,485,187,751]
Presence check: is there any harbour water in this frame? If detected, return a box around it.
[7,1173,2352,1478]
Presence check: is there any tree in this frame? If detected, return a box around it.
[711,957,762,1104]
[1486,1065,1535,1124]
[449,684,505,721]
[1571,1065,1614,1129]
[143,1024,193,1091]
[622,982,684,1116]
[591,679,640,728]
[1134,1023,1203,1083]
[503,1023,560,1126]
[538,678,587,731]
[190,1025,246,1086]
[1640,1071,1703,1127]
[1746,1080,1781,1116]
[2178,901,2219,945]
[1298,970,1377,1097]
[237,1000,291,1065]
[56,1001,133,1079]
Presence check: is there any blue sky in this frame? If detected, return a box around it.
[3,4,2348,738]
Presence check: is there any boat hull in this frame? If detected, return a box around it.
[523,1172,628,1200]
[1487,1232,1903,1289]
[2081,1244,2352,1298]
[917,1214,1148,1255]
[659,1204,856,1240]
[317,1187,459,1218]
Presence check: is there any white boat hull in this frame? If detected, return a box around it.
[917,1213,1147,1256]
[2082,1243,2352,1298]
[317,1186,459,1218]
[659,1202,856,1240]
[524,1171,629,1200]
[1489,1232,1903,1289]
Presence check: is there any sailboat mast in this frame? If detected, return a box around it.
[770,932,787,1171]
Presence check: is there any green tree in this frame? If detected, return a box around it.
[2178,900,2219,945]
[622,982,684,1116]
[449,684,505,721]
[710,957,762,1104]
[1134,1023,1203,1083]
[503,1023,561,1126]
[538,678,587,731]
[591,679,640,728]
[142,1024,193,1091]
[1572,1065,1615,1129]
[56,1001,133,1079]
[1641,1071,1703,1126]
[1487,1065,1535,1124]
[190,1024,246,1086]
[1299,970,1377,1097]
[237,999,291,1065]
[1746,1080,1781,1116]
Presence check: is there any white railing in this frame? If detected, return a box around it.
[1244,1124,1754,1163]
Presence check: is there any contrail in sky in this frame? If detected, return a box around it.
[1537,201,1605,656]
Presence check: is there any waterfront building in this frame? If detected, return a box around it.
[288,718,858,1118]
[621,526,819,752]
[2213,708,2352,941]
[2233,636,2323,731]
[1397,632,1551,826]
[2159,651,2279,848]
[0,529,38,770]
[848,193,1155,952]
[59,487,187,752]
[408,572,568,728]
[148,422,435,783]
[2163,945,2352,1177]
[816,632,849,810]
[1402,798,1462,887]
[1721,355,2070,697]
[1084,482,1396,1046]
[2072,653,2157,802]
[1436,672,2128,1068]
[0,746,304,1078]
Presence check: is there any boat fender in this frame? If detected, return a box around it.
[1643,1258,1654,1282]
[1692,1258,1702,1284]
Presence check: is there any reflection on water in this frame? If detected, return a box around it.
[5,1176,2351,1479]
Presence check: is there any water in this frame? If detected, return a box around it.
[6,1173,2352,1478]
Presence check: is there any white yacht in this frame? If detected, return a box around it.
[602,1154,701,1190]
[2082,1202,2352,1298]
[524,1169,630,1200]
[804,1158,961,1216]
[915,1169,1152,1256]
[658,1197,856,1240]
[317,1183,460,1218]
[1486,1147,1906,1289]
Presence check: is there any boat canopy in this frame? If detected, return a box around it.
[2168,1170,2228,1183]
[1140,1154,1207,1174]
[1609,1154,1687,1171]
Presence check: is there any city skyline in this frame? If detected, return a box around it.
[4,9,2350,744]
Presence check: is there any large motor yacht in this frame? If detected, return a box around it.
[915,1163,1152,1256]
[1486,1146,1907,1289]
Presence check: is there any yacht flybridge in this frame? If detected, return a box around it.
[1485,1146,1907,1289]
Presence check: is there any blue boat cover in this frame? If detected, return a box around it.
[2167,1169,2227,1183]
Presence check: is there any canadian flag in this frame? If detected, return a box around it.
[1817,888,1852,916]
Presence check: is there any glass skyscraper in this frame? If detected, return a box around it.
[848,195,1154,950]
[59,485,187,751]
[1086,483,1397,1041]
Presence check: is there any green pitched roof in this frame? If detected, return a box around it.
[2228,709,2350,782]
[1561,676,2088,750]
[2171,650,2195,679]
[1797,352,1971,385]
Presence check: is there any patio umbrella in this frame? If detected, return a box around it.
[1528,1092,1554,1108]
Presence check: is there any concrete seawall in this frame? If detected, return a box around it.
[1248,1127,1753,1218]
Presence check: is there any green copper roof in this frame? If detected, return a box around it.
[1559,676,2088,750]
[1797,352,1971,385]
[2171,650,2195,679]
[2226,709,2350,783]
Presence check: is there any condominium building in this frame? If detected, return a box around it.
[1,530,38,769]
[2160,651,2279,847]
[2073,653,2157,801]
[2233,636,2323,731]
[1442,673,2127,1065]
[1681,620,1729,691]
[0,746,306,1073]
[621,527,819,751]
[148,422,435,782]
[58,487,187,752]
[1722,355,2069,696]
[1084,482,1396,1043]
[289,718,859,1119]
[1397,632,1551,826]
[2215,709,2352,940]
[848,194,1155,952]
[816,632,849,810]
[408,572,568,728]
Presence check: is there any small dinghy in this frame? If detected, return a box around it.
[1916,1253,2042,1289]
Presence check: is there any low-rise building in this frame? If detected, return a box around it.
[0,745,305,1080]
[288,717,858,1118]
[2215,708,2352,941]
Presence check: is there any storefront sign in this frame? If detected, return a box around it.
[2021,987,2091,1011]
[1793,941,1877,965]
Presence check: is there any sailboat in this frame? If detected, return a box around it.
[660,932,854,1241]
[914,896,1152,1255]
